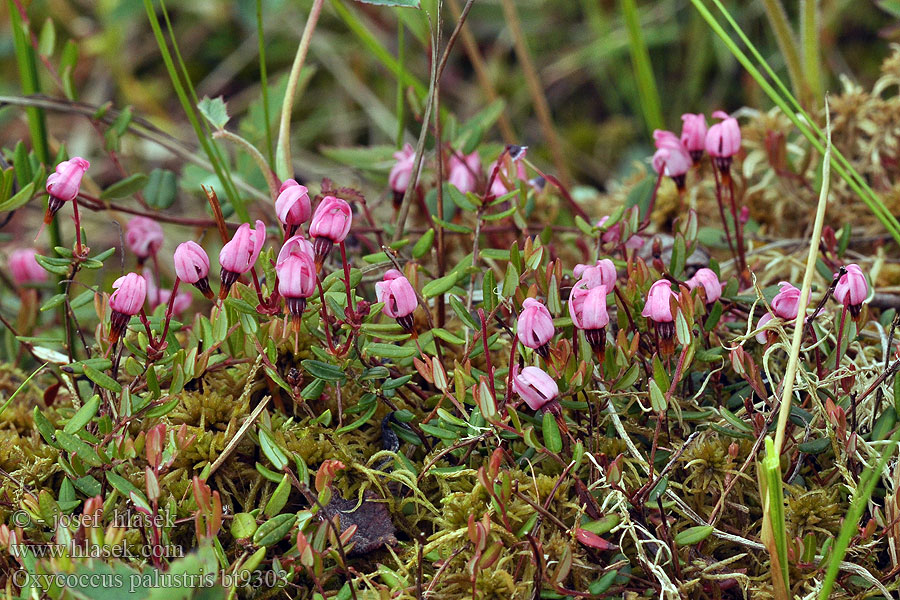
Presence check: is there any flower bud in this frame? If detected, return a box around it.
[275,179,311,228]
[108,272,147,343]
[652,130,692,190]
[218,220,266,297]
[512,365,559,412]
[174,241,213,299]
[516,298,555,357]
[126,217,164,262]
[771,282,801,320]
[276,235,317,327]
[8,249,47,285]
[680,113,707,163]
[309,196,352,265]
[705,110,741,173]
[389,144,416,195]
[686,268,722,304]
[375,269,418,332]
[45,157,90,222]
[448,151,480,195]
[834,264,868,317]
[568,281,609,351]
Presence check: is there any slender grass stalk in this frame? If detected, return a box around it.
[759,437,789,599]
[689,0,900,246]
[257,0,274,165]
[620,0,665,133]
[213,130,279,199]
[158,1,243,211]
[760,0,806,104]
[773,101,831,455]
[819,428,900,598]
[500,0,572,187]
[396,20,406,150]
[709,0,898,238]
[275,0,324,181]
[330,0,428,98]
[142,0,248,220]
[800,0,823,103]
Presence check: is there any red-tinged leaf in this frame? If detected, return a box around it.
[576,528,617,550]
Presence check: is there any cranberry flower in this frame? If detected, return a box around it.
[45,157,90,222]
[834,264,869,317]
[376,269,418,333]
[755,282,801,344]
[568,282,609,351]
[448,151,480,195]
[597,216,644,250]
[126,217,164,262]
[309,196,352,265]
[275,179,311,229]
[9,249,47,286]
[652,130,692,190]
[389,144,416,197]
[174,241,214,299]
[276,236,317,328]
[516,298,555,358]
[686,268,722,304]
[219,220,266,298]
[108,272,147,344]
[642,279,678,350]
[706,110,741,173]
[680,113,707,163]
[573,259,617,290]
[512,365,559,413]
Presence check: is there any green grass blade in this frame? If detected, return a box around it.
[257,0,274,165]
[760,0,805,103]
[689,0,900,246]
[396,19,406,149]
[818,428,900,598]
[0,363,46,419]
[762,437,790,598]
[801,0,823,103]
[621,0,664,133]
[142,0,247,220]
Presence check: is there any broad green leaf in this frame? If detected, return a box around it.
[197,96,230,129]
[144,168,177,209]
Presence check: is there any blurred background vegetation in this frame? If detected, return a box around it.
[0,0,895,203]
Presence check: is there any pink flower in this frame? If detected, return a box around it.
[652,130,692,182]
[489,159,527,197]
[219,220,266,275]
[512,366,559,412]
[157,289,193,316]
[108,272,146,343]
[389,144,416,194]
[755,312,774,344]
[573,259,617,290]
[276,234,315,266]
[276,235,317,325]
[680,113,708,158]
[219,220,266,298]
[46,157,90,203]
[376,269,418,331]
[448,151,481,194]
[174,241,213,299]
[569,282,609,351]
[597,216,644,250]
[275,179,311,227]
[174,241,210,284]
[310,196,352,244]
[771,282,801,320]
[109,273,147,317]
[276,239,317,300]
[517,298,555,356]
[9,249,47,285]
[126,217,164,260]
[686,268,722,304]
[834,264,868,316]
[706,110,741,171]
[642,280,676,323]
